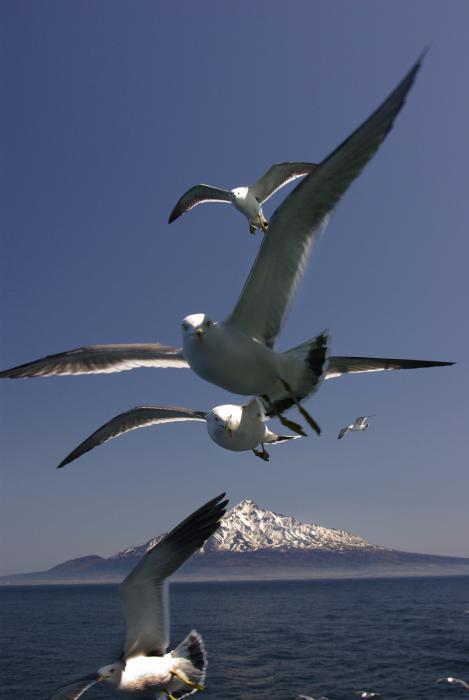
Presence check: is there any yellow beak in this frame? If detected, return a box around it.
[196,328,204,340]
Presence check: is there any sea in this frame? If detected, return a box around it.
[1,577,469,700]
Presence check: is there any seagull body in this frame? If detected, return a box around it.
[168,162,316,234]
[48,494,228,700]
[338,415,373,440]
[182,315,328,402]
[57,399,300,469]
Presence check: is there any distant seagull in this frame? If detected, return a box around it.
[1,57,452,437]
[437,677,469,690]
[48,494,228,700]
[355,693,382,699]
[168,162,316,234]
[56,399,301,468]
[338,415,374,440]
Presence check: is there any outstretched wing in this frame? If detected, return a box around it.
[251,162,317,203]
[226,57,423,346]
[168,185,233,223]
[119,494,228,659]
[354,416,369,429]
[0,343,188,378]
[58,406,207,468]
[48,673,100,700]
[337,426,350,440]
[325,356,454,380]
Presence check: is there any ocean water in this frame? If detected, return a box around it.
[1,577,469,700]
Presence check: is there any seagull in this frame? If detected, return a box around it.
[48,494,228,700]
[168,162,317,234]
[2,57,452,436]
[53,355,453,468]
[436,677,469,690]
[338,415,374,439]
[56,398,301,468]
[354,693,382,699]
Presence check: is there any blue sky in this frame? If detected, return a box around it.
[1,0,468,575]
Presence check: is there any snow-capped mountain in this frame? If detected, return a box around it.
[112,499,380,561]
[4,499,469,583]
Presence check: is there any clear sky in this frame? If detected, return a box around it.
[1,1,468,575]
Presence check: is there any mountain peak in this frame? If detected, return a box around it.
[112,498,379,560]
[208,499,378,553]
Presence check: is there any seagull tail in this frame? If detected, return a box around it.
[262,331,330,416]
[170,630,207,697]
[286,330,330,398]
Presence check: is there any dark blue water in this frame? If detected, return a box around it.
[1,578,469,699]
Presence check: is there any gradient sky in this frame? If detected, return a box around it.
[1,1,468,576]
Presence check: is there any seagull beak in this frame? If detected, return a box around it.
[196,328,204,341]
[224,418,233,436]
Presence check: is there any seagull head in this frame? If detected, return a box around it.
[208,404,243,436]
[231,186,248,200]
[97,661,124,686]
[182,313,214,343]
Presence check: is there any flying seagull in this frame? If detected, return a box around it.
[56,398,301,468]
[55,355,452,469]
[168,162,317,234]
[436,677,469,690]
[48,494,228,700]
[338,415,374,440]
[1,58,436,439]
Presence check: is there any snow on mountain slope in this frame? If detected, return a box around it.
[209,499,380,552]
[113,499,382,560]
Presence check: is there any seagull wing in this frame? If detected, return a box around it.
[325,356,454,380]
[354,416,369,429]
[57,406,208,468]
[168,185,233,223]
[0,343,188,378]
[119,493,228,659]
[337,426,350,440]
[48,673,100,700]
[226,57,423,346]
[251,162,317,203]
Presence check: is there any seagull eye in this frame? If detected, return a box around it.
[182,323,188,331]
[205,319,212,328]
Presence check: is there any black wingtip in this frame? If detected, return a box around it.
[168,207,180,224]
[57,457,69,469]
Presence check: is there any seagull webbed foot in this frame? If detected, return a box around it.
[171,668,205,691]
[261,219,268,233]
[164,690,178,700]
[278,377,321,436]
[261,393,307,437]
[252,447,270,461]
[278,413,307,436]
